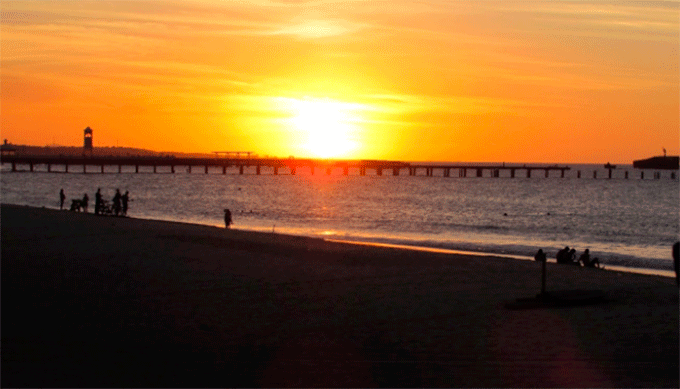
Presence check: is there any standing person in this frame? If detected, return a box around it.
[121,191,130,216]
[224,209,232,228]
[112,189,122,216]
[94,188,102,215]
[59,189,66,210]
[82,193,89,213]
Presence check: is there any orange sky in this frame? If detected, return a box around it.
[2,1,678,163]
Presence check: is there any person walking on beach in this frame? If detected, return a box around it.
[224,208,232,228]
[121,191,130,216]
[113,189,122,216]
[94,188,102,215]
[59,189,66,210]
[81,193,89,213]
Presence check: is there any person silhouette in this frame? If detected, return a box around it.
[534,249,546,262]
[95,188,102,215]
[556,246,570,263]
[82,193,89,213]
[59,189,66,210]
[224,209,232,228]
[121,191,130,216]
[579,248,600,268]
[113,189,122,216]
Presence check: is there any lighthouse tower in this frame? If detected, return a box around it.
[83,127,93,155]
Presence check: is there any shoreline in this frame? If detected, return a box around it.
[2,203,678,387]
[23,202,676,278]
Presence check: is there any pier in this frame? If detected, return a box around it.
[0,154,575,178]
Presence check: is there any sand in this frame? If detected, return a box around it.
[1,204,678,387]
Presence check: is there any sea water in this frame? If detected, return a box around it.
[2,163,678,274]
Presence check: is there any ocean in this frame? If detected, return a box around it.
[2,163,678,275]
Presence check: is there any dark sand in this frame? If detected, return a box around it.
[2,204,678,387]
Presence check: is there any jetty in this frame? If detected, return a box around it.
[0,154,573,178]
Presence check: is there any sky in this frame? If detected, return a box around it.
[1,0,678,163]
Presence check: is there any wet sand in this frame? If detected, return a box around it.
[2,204,678,387]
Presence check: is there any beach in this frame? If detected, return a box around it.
[2,204,678,387]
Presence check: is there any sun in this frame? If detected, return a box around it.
[288,98,361,159]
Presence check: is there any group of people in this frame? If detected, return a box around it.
[60,188,130,216]
[534,246,601,268]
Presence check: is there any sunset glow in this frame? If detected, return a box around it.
[1,1,678,163]
[288,98,362,158]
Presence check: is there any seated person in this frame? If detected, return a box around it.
[556,246,570,263]
[579,249,600,268]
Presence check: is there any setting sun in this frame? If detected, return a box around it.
[287,98,363,159]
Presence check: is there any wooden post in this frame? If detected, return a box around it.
[118,165,122,173]
[257,166,262,175]
[172,165,175,173]
[274,166,279,175]
[377,168,383,176]
[12,162,16,172]
[155,165,158,174]
[541,259,547,296]
[205,165,208,174]
[135,165,139,173]
[48,164,52,173]
[476,169,483,177]
[545,169,549,178]
[527,169,531,178]
[64,164,68,173]
[30,163,34,172]
[561,169,565,178]
[239,166,244,175]
[640,171,644,179]
[608,169,612,179]
[625,171,628,179]
[510,169,515,178]
[577,170,581,178]
[82,164,86,174]
[360,167,366,176]
[593,170,597,179]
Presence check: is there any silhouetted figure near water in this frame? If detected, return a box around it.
[534,249,546,262]
[568,248,577,264]
[556,246,570,263]
[95,188,102,215]
[579,248,600,268]
[59,189,66,210]
[224,209,232,228]
[82,193,89,213]
[673,242,679,286]
[121,191,130,216]
[113,189,122,216]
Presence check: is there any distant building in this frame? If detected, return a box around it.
[84,127,93,154]
[1,139,17,156]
